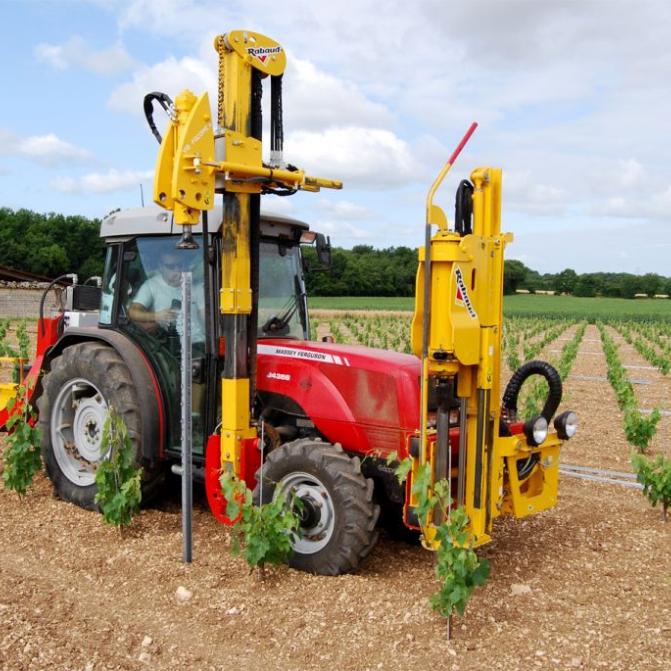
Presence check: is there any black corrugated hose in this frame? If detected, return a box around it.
[502,360,563,423]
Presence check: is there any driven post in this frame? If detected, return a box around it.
[180,271,193,563]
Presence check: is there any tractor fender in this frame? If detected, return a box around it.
[40,327,165,466]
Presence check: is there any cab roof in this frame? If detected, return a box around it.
[100,206,310,240]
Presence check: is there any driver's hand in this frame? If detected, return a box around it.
[155,308,178,326]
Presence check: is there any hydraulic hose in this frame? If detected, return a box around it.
[454,179,474,236]
[143,92,174,144]
[39,274,75,336]
[501,360,562,479]
[502,360,563,423]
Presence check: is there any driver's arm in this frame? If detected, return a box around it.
[129,282,175,327]
[128,301,154,323]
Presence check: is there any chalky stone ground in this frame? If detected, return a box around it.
[0,319,669,670]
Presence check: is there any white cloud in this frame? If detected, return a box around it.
[0,129,16,153]
[286,126,423,189]
[0,129,92,167]
[18,134,92,165]
[283,57,393,131]
[35,35,136,75]
[590,184,671,220]
[108,56,217,115]
[503,170,568,217]
[314,219,372,241]
[108,47,394,138]
[261,196,295,216]
[509,219,671,275]
[617,159,646,189]
[51,168,154,194]
[118,0,224,37]
[316,199,371,220]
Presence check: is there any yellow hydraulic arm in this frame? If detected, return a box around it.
[151,29,341,479]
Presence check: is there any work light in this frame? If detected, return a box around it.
[554,411,578,440]
[524,415,548,446]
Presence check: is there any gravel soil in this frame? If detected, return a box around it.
[1,323,670,671]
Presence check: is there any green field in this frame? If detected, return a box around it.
[309,294,671,320]
[308,296,415,311]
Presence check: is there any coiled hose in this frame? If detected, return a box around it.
[500,360,562,479]
[502,359,562,423]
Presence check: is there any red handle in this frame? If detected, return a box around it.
[447,122,478,166]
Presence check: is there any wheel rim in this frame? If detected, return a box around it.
[276,471,335,554]
[51,378,109,486]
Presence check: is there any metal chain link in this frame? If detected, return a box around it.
[215,35,227,130]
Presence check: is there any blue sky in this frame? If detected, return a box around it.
[2,0,670,275]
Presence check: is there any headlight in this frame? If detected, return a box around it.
[554,411,578,439]
[524,415,548,446]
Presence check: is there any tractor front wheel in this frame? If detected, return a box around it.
[37,342,161,510]
[253,439,380,575]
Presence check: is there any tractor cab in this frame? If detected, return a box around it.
[97,207,326,460]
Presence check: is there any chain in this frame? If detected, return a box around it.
[215,35,227,130]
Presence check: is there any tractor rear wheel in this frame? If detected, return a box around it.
[37,341,161,510]
[253,439,380,575]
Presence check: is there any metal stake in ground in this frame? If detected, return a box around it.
[180,271,193,563]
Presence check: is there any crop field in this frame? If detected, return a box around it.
[1,304,670,670]
[309,293,671,320]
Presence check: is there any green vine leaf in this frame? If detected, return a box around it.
[220,470,301,577]
[94,408,143,529]
[632,452,671,521]
[2,383,42,498]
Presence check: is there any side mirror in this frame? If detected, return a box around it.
[316,233,332,267]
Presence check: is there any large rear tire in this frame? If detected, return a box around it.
[37,342,162,510]
[254,439,380,575]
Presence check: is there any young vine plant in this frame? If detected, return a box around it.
[94,408,143,531]
[220,470,301,579]
[631,453,671,522]
[598,324,661,453]
[2,383,42,498]
[520,322,586,418]
[390,454,489,639]
[612,322,670,375]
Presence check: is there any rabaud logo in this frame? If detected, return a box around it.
[454,266,477,319]
[247,45,282,64]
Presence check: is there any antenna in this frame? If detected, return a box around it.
[139,183,145,207]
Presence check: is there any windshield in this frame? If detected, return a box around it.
[258,241,307,339]
[123,236,205,343]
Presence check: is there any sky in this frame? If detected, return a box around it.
[1,0,670,275]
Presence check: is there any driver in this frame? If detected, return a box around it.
[129,249,204,342]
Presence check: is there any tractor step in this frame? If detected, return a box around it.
[171,463,206,482]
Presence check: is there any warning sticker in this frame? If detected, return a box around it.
[454,266,477,319]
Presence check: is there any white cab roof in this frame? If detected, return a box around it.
[100,206,309,239]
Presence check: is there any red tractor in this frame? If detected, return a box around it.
[0,30,576,575]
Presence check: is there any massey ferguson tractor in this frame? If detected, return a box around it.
[0,30,577,575]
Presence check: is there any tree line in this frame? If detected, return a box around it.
[304,247,671,298]
[502,260,671,298]
[0,208,104,280]
[1,208,668,298]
